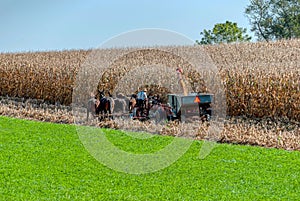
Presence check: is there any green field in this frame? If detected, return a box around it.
[0,116,300,200]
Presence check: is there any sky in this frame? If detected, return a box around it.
[0,0,253,53]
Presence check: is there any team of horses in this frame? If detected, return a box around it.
[87,90,172,122]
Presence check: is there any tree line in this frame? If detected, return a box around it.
[197,0,300,44]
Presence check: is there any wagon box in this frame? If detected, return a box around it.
[167,93,213,121]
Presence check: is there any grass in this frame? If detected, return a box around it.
[0,116,300,200]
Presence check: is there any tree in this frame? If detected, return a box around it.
[245,0,300,41]
[196,21,252,45]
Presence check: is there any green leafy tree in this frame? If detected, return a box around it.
[196,21,252,45]
[245,0,300,41]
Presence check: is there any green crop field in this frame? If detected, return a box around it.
[1,116,300,200]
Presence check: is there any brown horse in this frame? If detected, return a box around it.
[86,90,113,121]
[97,90,113,120]
[129,94,137,113]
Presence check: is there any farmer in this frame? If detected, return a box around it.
[137,88,148,108]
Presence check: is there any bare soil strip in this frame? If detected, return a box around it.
[1,96,299,151]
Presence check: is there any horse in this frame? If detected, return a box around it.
[115,92,130,114]
[129,94,137,113]
[106,91,115,118]
[86,96,98,121]
[106,92,126,114]
[97,90,113,120]
[86,90,113,121]
[113,98,127,114]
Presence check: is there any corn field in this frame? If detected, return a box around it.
[0,39,299,151]
[0,39,299,121]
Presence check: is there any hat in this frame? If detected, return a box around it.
[143,88,147,92]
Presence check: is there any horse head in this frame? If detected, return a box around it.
[97,89,105,99]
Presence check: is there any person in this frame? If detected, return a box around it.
[137,88,147,108]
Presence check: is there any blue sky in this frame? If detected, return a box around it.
[1,0,252,52]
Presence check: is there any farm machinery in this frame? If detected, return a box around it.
[167,93,213,122]
[130,68,213,122]
[130,93,213,122]
[90,68,213,122]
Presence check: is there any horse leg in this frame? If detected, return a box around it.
[109,101,113,120]
[102,109,106,121]
[87,108,89,122]
[99,110,103,121]
[96,105,101,121]
[104,102,109,120]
